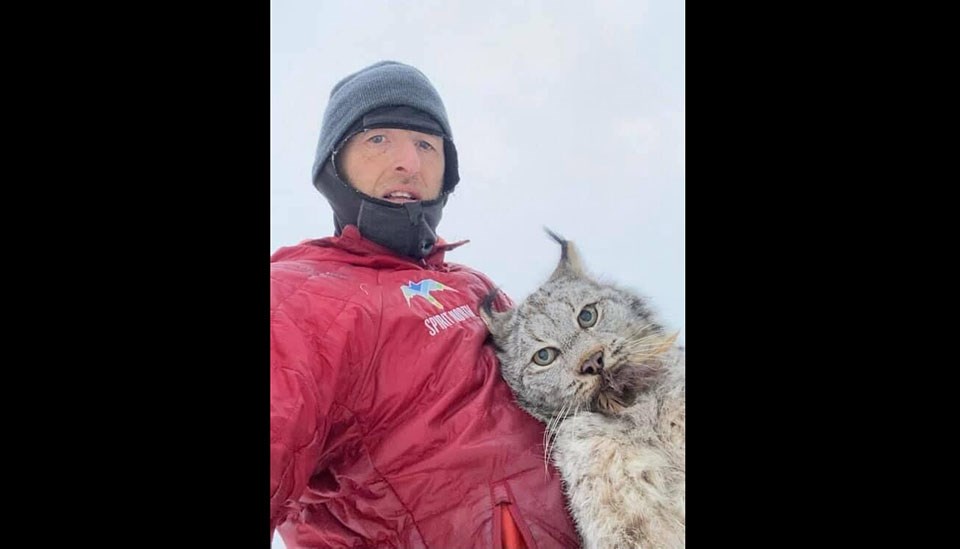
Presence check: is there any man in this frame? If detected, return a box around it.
[271,60,579,548]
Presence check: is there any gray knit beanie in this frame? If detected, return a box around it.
[311,60,459,192]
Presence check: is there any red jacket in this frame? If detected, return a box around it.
[271,226,579,548]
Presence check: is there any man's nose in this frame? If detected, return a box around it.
[392,139,421,176]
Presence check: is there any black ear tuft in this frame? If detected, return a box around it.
[544,227,569,261]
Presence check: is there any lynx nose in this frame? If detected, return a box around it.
[580,351,604,375]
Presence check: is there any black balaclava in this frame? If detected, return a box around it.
[310,61,460,259]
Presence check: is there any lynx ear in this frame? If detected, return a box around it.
[652,331,681,355]
[479,290,515,340]
[544,227,585,281]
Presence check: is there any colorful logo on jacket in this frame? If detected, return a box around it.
[401,279,458,310]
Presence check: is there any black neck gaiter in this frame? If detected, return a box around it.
[313,159,448,259]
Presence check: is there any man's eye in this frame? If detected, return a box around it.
[417,140,436,151]
[368,135,386,144]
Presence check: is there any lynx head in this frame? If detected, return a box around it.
[480,229,678,423]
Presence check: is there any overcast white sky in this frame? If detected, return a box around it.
[271,2,683,543]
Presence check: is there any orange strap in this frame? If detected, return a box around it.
[501,504,528,549]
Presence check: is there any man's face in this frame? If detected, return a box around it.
[338,128,445,203]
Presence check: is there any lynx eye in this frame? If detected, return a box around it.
[532,347,559,366]
[578,304,599,328]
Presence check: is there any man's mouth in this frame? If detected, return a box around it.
[383,190,419,203]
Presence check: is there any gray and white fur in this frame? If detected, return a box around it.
[480,231,684,549]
